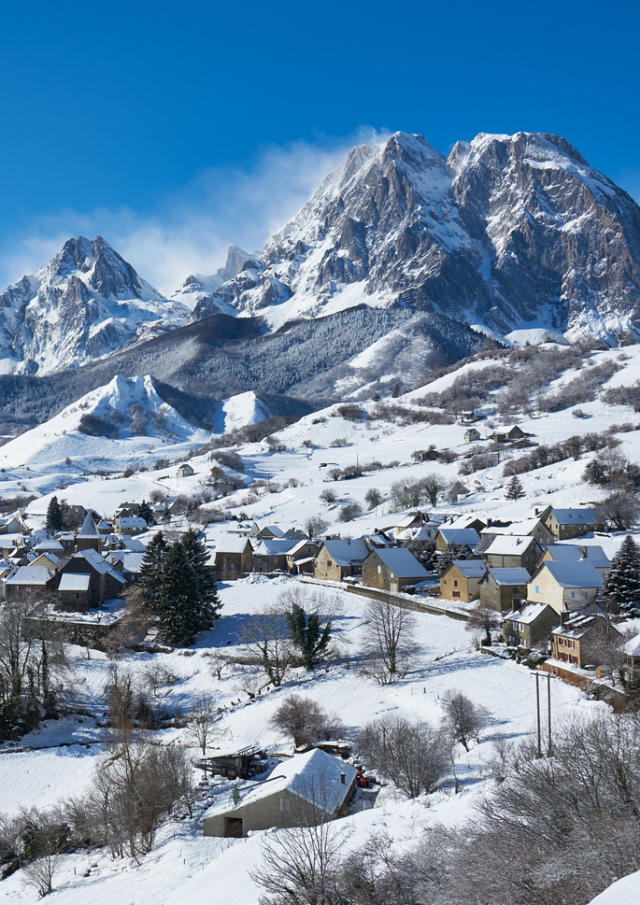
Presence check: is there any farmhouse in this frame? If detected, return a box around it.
[483,535,542,573]
[4,566,55,603]
[540,507,600,540]
[58,549,127,607]
[176,463,195,478]
[202,749,356,837]
[115,515,148,536]
[480,567,530,613]
[550,611,618,669]
[213,537,254,580]
[439,559,487,602]
[435,527,480,553]
[252,538,299,573]
[464,427,481,442]
[502,603,560,649]
[285,540,319,574]
[527,561,603,614]
[314,539,369,581]
[361,547,429,592]
[491,425,527,443]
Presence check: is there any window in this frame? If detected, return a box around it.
[534,585,539,594]
[571,591,575,598]
[453,579,458,587]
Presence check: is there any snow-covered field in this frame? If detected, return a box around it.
[0,576,602,903]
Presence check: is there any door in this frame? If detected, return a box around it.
[224,817,243,837]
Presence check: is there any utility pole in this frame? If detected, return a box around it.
[535,673,542,757]
[546,674,553,757]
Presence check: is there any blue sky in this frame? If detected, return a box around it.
[0,0,637,292]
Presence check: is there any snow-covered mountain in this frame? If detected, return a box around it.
[0,236,189,375]
[170,245,258,312]
[191,131,640,342]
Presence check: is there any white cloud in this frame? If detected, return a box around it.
[0,127,390,296]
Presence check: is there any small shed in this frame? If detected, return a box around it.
[177,463,195,478]
[202,749,357,838]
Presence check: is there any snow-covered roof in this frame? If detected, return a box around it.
[540,560,603,589]
[34,538,64,553]
[117,516,148,529]
[413,525,438,541]
[504,602,551,625]
[323,539,369,566]
[214,536,252,554]
[59,573,91,592]
[254,538,299,556]
[72,549,126,583]
[624,634,640,657]
[451,558,486,579]
[117,535,146,552]
[551,611,603,639]
[543,544,610,568]
[0,533,26,548]
[500,518,546,536]
[204,749,356,818]
[259,525,286,537]
[485,534,538,556]
[34,552,62,568]
[287,539,316,557]
[6,566,53,586]
[438,528,480,547]
[446,514,485,530]
[396,513,424,529]
[372,547,429,578]
[549,508,598,525]
[110,552,145,574]
[488,567,531,585]
[77,512,101,537]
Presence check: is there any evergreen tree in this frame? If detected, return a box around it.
[156,541,200,645]
[603,534,640,612]
[181,528,221,631]
[45,496,62,533]
[139,531,168,616]
[505,475,525,500]
[436,543,476,577]
[285,603,332,670]
[137,499,154,525]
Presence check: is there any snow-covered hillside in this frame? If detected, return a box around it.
[0,237,189,375]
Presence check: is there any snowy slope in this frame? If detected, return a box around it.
[588,871,640,905]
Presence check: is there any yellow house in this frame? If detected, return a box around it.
[527,561,603,615]
[439,559,486,602]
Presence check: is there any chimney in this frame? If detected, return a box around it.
[340,772,346,784]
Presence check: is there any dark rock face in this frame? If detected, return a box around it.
[192,131,640,342]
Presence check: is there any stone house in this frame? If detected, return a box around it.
[57,572,92,611]
[286,541,319,574]
[527,561,603,614]
[361,547,429,592]
[75,513,103,553]
[540,507,600,540]
[115,515,148,536]
[464,428,481,442]
[550,612,618,669]
[439,559,487,602]
[176,463,195,478]
[483,534,542,574]
[0,516,23,535]
[480,567,530,613]
[213,538,254,579]
[435,527,480,553]
[57,549,127,608]
[314,539,369,582]
[252,538,299,573]
[623,635,640,689]
[491,425,526,442]
[502,603,560,649]
[4,566,56,603]
[203,749,356,837]
[256,525,286,540]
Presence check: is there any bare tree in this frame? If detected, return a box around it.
[597,491,640,531]
[23,851,63,898]
[240,608,293,688]
[251,801,348,905]
[442,690,488,751]
[465,603,501,646]
[357,714,448,798]
[360,600,417,684]
[187,693,220,755]
[270,694,344,748]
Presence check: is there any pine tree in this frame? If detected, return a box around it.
[45,496,62,533]
[603,535,640,612]
[156,541,200,645]
[137,499,154,525]
[505,475,525,500]
[139,531,168,617]
[181,528,221,631]
[285,603,332,670]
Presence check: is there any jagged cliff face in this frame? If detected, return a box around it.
[0,236,189,375]
[191,131,640,342]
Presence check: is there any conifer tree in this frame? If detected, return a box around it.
[45,496,62,533]
[603,534,640,612]
[137,499,153,525]
[505,475,525,500]
[181,528,221,630]
[139,531,168,617]
[285,603,332,670]
[156,541,200,645]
